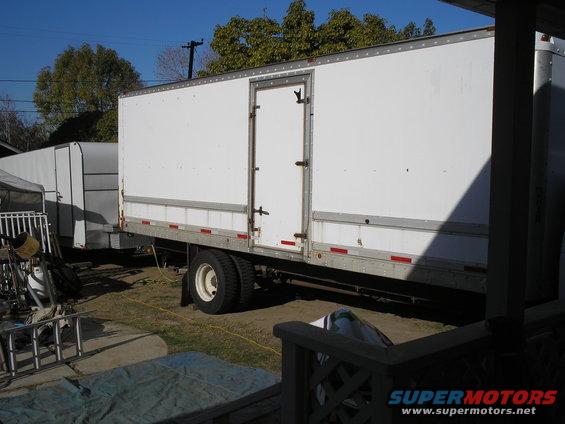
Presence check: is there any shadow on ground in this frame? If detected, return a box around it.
[248,281,482,327]
[65,248,477,329]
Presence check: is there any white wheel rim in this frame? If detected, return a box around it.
[195,263,218,302]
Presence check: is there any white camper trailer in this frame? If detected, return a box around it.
[0,169,44,213]
[0,142,148,250]
[119,28,565,313]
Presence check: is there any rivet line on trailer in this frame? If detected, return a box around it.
[119,294,282,357]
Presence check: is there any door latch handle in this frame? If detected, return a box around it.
[254,206,270,216]
[295,160,309,167]
[294,88,309,104]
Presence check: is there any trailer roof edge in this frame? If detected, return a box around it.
[120,26,495,99]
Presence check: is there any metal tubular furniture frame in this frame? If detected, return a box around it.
[0,312,84,380]
[0,211,52,254]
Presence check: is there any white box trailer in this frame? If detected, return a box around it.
[119,28,565,314]
[0,142,149,249]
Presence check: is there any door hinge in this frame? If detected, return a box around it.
[295,160,309,167]
[249,105,260,119]
[294,233,307,240]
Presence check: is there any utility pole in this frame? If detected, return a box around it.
[181,39,204,80]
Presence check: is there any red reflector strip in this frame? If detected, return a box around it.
[141,220,150,225]
[169,224,178,229]
[237,234,249,239]
[200,229,212,234]
[330,247,348,254]
[391,255,412,264]
[281,240,296,246]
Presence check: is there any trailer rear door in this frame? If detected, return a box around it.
[55,146,74,238]
[252,83,305,252]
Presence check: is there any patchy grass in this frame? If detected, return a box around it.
[74,258,456,375]
[75,267,282,373]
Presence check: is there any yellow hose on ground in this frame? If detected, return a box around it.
[151,245,178,284]
[120,293,281,357]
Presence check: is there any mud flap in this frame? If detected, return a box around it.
[180,271,192,306]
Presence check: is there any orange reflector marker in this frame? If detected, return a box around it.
[169,224,179,229]
[391,255,412,264]
[141,220,150,225]
[281,240,296,246]
[237,234,249,239]
[330,247,348,254]
[200,229,212,234]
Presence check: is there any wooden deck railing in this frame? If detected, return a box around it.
[274,299,565,423]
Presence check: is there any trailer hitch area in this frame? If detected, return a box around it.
[254,206,270,216]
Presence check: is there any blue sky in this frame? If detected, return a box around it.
[0,0,492,121]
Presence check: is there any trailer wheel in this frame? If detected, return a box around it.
[189,249,238,314]
[230,255,255,311]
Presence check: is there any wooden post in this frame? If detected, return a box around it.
[372,372,393,424]
[486,0,537,324]
[280,340,309,424]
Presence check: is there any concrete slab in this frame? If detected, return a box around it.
[0,317,167,398]
[72,319,167,375]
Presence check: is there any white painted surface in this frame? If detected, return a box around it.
[311,37,493,226]
[312,221,488,264]
[253,84,305,251]
[120,36,494,265]
[124,201,247,231]
[79,142,120,248]
[69,144,86,247]
[0,143,120,249]
[120,78,249,206]
[0,148,57,231]
[55,147,73,238]
[119,32,563,284]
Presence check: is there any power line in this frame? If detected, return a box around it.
[0,24,185,44]
[0,31,176,48]
[0,96,122,104]
[3,99,121,105]
[0,79,172,83]
[0,110,45,113]
[4,100,106,105]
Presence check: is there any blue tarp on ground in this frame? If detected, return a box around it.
[0,352,279,423]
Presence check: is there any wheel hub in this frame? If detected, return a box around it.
[195,263,217,302]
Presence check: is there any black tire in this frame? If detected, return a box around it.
[51,265,82,298]
[188,249,238,314]
[230,255,256,311]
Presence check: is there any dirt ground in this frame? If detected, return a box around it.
[71,252,458,373]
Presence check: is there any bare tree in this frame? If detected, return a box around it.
[196,47,219,77]
[0,94,47,151]
[155,47,189,82]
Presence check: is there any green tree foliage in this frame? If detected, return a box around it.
[34,44,142,143]
[281,0,316,60]
[202,1,436,75]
